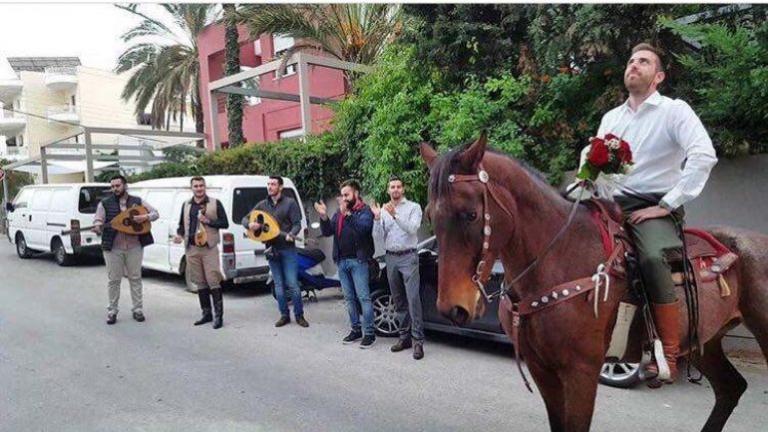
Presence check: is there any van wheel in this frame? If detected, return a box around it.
[15,233,33,259]
[52,237,75,266]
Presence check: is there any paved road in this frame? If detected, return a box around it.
[0,241,766,432]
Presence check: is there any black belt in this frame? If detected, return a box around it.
[386,249,416,256]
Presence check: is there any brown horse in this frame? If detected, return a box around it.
[420,134,768,432]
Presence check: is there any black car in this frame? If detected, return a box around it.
[370,236,641,389]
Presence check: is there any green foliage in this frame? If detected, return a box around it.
[1,159,35,201]
[663,17,768,155]
[127,134,348,201]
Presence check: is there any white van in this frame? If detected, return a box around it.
[130,175,308,287]
[6,183,111,265]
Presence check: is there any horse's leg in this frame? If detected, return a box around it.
[558,361,601,432]
[693,335,748,432]
[527,359,566,431]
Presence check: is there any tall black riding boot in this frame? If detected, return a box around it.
[194,288,213,326]
[211,288,224,329]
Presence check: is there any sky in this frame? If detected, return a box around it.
[0,3,172,72]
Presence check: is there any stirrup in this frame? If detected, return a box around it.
[652,338,671,381]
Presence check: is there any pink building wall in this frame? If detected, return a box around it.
[197,23,347,149]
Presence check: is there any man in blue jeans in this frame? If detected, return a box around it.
[315,180,376,348]
[242,176,309,328]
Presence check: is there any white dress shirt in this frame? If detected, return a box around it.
[373,198,422,252]
[578,91,717,209]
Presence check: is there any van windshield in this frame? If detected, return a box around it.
[232,187,298,222]
[79,187,111,214]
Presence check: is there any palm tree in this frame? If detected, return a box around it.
[223,3,245,147]
[115,4,218,142]
[237,4,403,87]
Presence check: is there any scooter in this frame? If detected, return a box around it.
[268,227,341,301]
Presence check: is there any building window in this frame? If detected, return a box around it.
[240,66,261,106]
[273,34,294,56]
[279,128,304,140]
[71,95,76,106]
[273,33,297,78]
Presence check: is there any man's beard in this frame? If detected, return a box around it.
[344,198,356,210]
[624,73,652,94]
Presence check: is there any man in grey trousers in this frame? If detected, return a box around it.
[372,175,424,360]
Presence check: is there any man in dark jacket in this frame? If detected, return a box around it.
[315,179,376,348]
[242,176,309,328]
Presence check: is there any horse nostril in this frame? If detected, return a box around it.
[448,306,470,326]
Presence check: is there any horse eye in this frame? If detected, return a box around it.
[465,212,477,221]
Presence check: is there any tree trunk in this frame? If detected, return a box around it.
[224,4,245,148]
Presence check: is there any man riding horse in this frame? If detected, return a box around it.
[582,43,718,384]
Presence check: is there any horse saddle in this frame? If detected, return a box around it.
[246,210,281,242]
[110,205,152,236]
[587,199,738,293]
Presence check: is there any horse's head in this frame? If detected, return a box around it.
[420,133,518,326]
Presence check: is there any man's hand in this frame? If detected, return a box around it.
[285,233,295,242]
[132,214,149,223]
[628,205,671,225]
[172,235,183,244]
[199,214,211,225]
[370,200,381,220]
[384,202,396,218]
[314,201,327,219]
[248,222,262,231]
[92,224,103,235]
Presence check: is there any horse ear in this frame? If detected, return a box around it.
[420,142,438,168]
[458,131,488,171]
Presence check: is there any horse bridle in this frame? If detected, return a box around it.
[448,165,584,303]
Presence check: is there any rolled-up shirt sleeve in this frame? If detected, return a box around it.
[93,202,105,226]
[141,199,160,221]
[660,102,718,210]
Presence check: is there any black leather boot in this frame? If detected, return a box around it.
[211,289,224,329]
[194,288,213,326]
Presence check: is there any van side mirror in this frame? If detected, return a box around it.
[4,202,13,212]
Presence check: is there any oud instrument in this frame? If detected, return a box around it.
[61,205,151,236]
[246,210,283,242]
[194,208,208,247]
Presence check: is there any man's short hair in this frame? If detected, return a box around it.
[269,175,284,186]
[631,43,665,73]
[340,179,361,192]
[110,174,127,185]
[388,175,404,186]
[190,176,205,185]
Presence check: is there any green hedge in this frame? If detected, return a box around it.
[127,133,349,202]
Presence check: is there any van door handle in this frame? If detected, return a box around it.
[28,215,32,222]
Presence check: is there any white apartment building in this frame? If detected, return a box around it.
[0,56,175,182]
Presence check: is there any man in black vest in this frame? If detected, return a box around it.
[93,175,159,325]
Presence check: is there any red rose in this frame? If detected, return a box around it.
[587,138,610,167]
[617,140,632,164]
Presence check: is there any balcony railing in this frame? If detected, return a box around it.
[44,66,77,76]
[47,104,78,116]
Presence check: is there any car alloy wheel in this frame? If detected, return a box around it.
[372,290,401,337]
[599,362,641,388]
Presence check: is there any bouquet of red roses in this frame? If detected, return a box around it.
[576,133,633,181]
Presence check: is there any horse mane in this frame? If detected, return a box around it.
[429,141,564,205]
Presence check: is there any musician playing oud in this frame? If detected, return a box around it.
[93,174,159,325]
[173,176,229,329]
